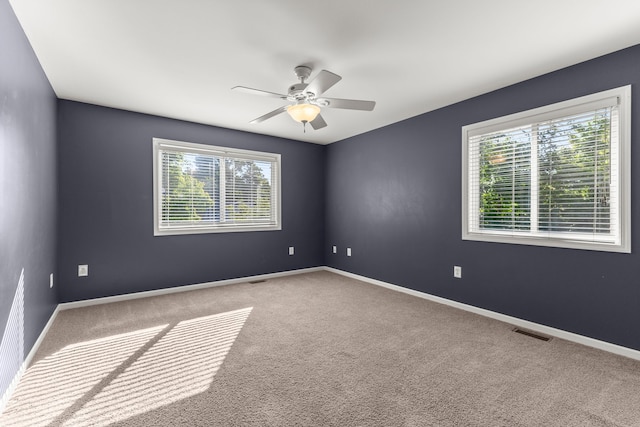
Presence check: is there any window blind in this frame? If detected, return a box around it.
[154,139,280,235]
[463,86,630,252]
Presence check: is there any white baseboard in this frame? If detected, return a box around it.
[0,305,60,414]
[324,267,640,362]
[59,267,324,310]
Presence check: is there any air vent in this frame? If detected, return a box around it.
[248,280,266,284]
[512,327,551,342]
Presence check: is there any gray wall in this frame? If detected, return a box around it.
[0,0,58,399]
[326,45,640,351]
[57,101,325,302]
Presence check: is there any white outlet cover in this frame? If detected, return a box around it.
[347,248,352,257]
[332,246,337,253]
[454,266,462,278]
[288,246,294,255]
[78,264,89,277]
[49,273,54,288]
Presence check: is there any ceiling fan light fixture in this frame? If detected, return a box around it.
[287,103,320,123]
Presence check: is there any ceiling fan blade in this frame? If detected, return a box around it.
[310,114,327,130]
[249,105,289,124]
[318,97,376,111]
[304,70,342,97]
[232,86,287,99]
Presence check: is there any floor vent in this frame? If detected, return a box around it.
[248,280,266,284]
[513,328,551,342]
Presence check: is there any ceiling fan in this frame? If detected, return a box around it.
[232,65,376,132]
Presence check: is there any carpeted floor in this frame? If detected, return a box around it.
[2,271,640,426]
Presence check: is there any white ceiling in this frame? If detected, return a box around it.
[9,0,640,145]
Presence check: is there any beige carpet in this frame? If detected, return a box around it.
[2,271,640,426]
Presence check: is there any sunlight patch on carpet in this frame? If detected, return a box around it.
[0,307,252,427]
[64,307,252,426]
[0,325,166,426]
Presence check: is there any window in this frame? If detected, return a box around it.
[153,138,281,235]
[462,86,630,252]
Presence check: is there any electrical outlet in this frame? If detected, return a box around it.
[78,264,89,277]
[453,265,462,279]
[49,273,54,288]
[347,247,352,257]
[332,246,337,254]
[288,246,294,256]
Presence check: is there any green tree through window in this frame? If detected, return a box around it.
[161,152,214,222]
[478,112,611,234]
[479,128,531,230]
[224,158,272,222]
[538,112,611,233]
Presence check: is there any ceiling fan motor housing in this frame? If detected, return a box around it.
[288,65,315,101]
[288,83,312,101]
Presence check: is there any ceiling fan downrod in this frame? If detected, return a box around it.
[294,66,312,84]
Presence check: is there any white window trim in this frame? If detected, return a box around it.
[462,86,631,253]
[153,138,282,236]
